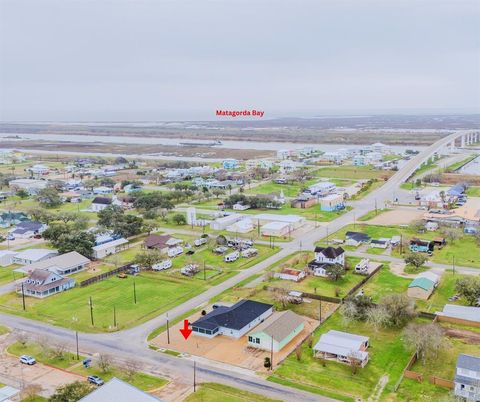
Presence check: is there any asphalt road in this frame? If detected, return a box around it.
[0,130,476,402]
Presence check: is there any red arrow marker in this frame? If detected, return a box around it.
[180,319,192,340]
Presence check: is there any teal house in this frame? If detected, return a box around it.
[247,310,304,352]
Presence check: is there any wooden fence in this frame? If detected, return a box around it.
[263,286,342,304]
[428,376,454,389]
[80,264,133,287]
[344,264,383,299]
[437,315,480,328]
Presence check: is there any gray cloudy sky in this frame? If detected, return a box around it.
[0,0,479,121]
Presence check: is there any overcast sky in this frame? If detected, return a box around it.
[0,0,479,121]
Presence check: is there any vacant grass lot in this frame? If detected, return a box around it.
[466,186,480,197]
[184,383,281,402]
[362,266,411,302]
[0,265,24,285]
[0,272,205,332]
[358,208,392,222]
[269,311,412,402]
[314,165,393,180]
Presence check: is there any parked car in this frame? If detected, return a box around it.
[88,375,105,386]
[6,234,15,241]
[20,355,36,365]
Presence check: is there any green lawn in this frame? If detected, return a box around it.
[0,272,207,332]
[72,365,167,392]
[8,341,83,369]
[184,383,281,402]
[466,186,480,197]
[0,325,9,335]
[445,154,478,172]
[269,254,365,298]
[0,265,25,285]
[362,266,411,302]
[269,311,412,401]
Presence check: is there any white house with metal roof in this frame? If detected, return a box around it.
[454,354,480,401]
[313,330,370,367]
[12,248,58,265]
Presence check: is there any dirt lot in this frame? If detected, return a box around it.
[152,309,318,371]
[367,207,425,225]
[444,328,480,344]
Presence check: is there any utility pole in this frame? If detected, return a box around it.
[89,296,94,326]
[21,282,26,311]
[270,336,274,371]
[75,331,79,360]
[375,199,378,215]
[452,255,455,276]
[113,306,117,327]
[193,361,196,392]
[166,315,170,344]
[326,226,329,245]
[400,234,403,255]
[203,260,206,280]
[133,279,137,304]
[353,213,356,229]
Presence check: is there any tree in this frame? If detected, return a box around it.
[441,228,461,244]
[366,306,389,332]
[57,212,78,224]
[97,205,124,228]
[325,264,345,281]
[404,253,428,271]
[49,381,93,402]
[216,235,227,245]
[16,189,29,199]
[172,213,186,225]
[123,360,143,382]
[379,293,416,328]
[403,322,446,365]
[37,188,62,208]
[56,232,95,258]
[348,351,363,374]
[16,331,29,347]
[97,354,113,373]
[135,250,163,269]
[455,277,480,306]
[409,220,425,233]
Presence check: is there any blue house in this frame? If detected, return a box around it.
[409,238,434,253]
[0,212,28,228]
[222,159,239,170]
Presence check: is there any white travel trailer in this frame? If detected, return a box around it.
[241,248,258,258]
[167,246,183,258]
[194,237,208,247]
[224,251,240,262]
[354,259,370,275]
[152,259,173,271]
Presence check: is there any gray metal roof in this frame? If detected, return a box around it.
[437,304,480,323]
[78,378,163,402]
[249,310,304,342]
[457,354,480,371]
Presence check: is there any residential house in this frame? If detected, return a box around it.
[313,330,370,367]
[255,213,305,229]
[0,385,20,402]
[18,251,91,276]
[278,160,298,173]
[222,159,238,170]
[371,142,392,154]
[20,269,75,298]
[233,203,250,211]
[370,238,390,249]
[90,196,112,212]
[291,195,317,209]
[9,178,48,195]
[27,164,50,175]
[112,195,135,209]
[307,181,336,196]
[93,238,129,259]
[9,221,47,239]
[345,231,371,247]
[0,250,18,267]
[319,194,345,212]
[247,310,305,352]
[13,249,59,265]
[454,354,480,401]
[255,191,286,207]
[308,246,345,277]
[448,183,467,197]
[93,186,113,195]
[409,238,433,253]
[143,234,172,252]
[78,377,164,402]
[0,211,28,228]
[124,184,142,193]
[274,268,306,282]
[191,299,273,339]
[277,149,291,160]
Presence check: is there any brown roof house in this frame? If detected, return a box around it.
[143,234,172,251]
[19,269,75,298]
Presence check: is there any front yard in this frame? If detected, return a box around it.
[269,311,412,402]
